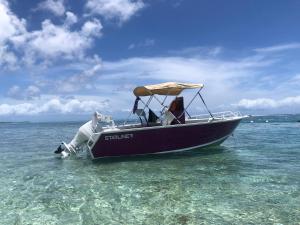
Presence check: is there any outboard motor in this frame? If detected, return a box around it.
[54,112,114,158]
[55,120,95,158]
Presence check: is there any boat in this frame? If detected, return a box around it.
[55,82,245,159]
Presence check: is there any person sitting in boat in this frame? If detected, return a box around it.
[163,97,185,125]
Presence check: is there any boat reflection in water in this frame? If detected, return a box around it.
[55,82,245,159]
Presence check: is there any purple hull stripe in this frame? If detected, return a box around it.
[91,119,241,158]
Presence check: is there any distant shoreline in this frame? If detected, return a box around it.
[0,114,299,123]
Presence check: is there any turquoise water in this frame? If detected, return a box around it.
[0,116,299,225]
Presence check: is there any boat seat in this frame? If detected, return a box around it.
[135,109,147,125]
[168,97,185,124]
[163,110,176,125]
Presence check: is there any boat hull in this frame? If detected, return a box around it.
[90,118,242,159]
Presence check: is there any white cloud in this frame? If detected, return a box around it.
[1,49,300,117]
[172,0,183,8]
[85,0,144,23]
[168,46,223,57]
[64,11,78,26]
[12,19,103,62]
[26,85,41,99]
[7,85,21,99]
[128,38,155,50]
[37,0,66,16]
[254,43,300,53]
[58,62,102,92]
[0,45,18,69]
[44,55,103,93]
[290,73,300,82]
[81,19,103,37]
[234,96,300,109]
[25,20,91,58]
[88,54,277,112]
[0,97,109,115]
[0,0,26,43]
[101,55,272,85]
[209,47,222,56]
[0,0,26,68]
[0,0,103,67]
[7,85,41,100]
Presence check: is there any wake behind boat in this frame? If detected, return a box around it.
[55,82,245,159]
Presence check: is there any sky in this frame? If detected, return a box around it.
[1,0,300,121]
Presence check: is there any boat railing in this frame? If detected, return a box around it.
[190,111,242,121]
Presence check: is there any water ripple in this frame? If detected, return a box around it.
[0,120,299,224]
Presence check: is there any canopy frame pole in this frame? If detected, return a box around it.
[146,94,179,124]
[143,95,153,111]
[159,92,170,116]
[153,95,182,124]
[140,96,153,125]
[161,95,168,106]
[123,111,133,125]
[124,96,153,125]
[180,88,203,119]
[152,94,168,109]
[198,92,214,119]
[159,96,167,116]
[139,95,180,125]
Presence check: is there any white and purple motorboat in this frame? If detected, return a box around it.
[55,82,245,159]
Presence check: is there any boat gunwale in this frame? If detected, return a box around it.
[103,116,245,134]
[87,116,244,157]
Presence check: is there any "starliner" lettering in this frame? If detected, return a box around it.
[104,133,134,141]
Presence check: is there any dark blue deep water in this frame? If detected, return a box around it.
[0,115,299,224]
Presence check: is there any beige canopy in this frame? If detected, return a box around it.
[133,82,204,96]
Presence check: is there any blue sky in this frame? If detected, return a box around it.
[1,0,300,121]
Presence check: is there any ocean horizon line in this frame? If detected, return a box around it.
[0,113,299,123]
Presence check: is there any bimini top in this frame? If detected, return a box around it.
[133,82,204,96]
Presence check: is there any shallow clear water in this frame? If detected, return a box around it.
[0,117,300,225]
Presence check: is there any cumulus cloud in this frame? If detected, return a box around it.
[58,61,102,92]
[0,0,103,67]
[1,49,300,117]
[0,46,18,69]
[85,0,144,23]
[12,19,103,62]
[33,55,103,93]
[0,97,109,115]
[234,96,300,109]
[0,0,26,43]
[24,20,91,58]
[81,19,103,37]
[37,0,66,16]
[7,85,41,100]
[64,11,78,26]
[1,0,300,117]
[0,0,26,68]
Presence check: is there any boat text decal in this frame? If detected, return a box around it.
[104,133,134,141]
